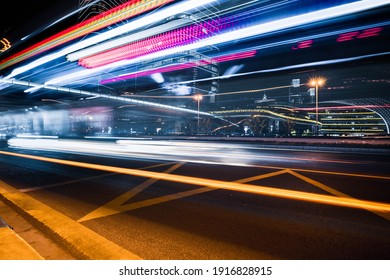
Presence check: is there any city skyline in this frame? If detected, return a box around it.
[0,0,389,137]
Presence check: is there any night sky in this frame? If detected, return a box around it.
[0,0,78,57]
[0,0,389,112]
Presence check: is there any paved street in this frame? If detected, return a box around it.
[0,139,389,259]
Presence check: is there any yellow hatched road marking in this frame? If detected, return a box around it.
[287,170,390,221]
[251,164,390,180]
[1,151,389,216]
[79,168,290,222]
[235,169,290,183]
[0,180,141,260]
[78,162,185,222]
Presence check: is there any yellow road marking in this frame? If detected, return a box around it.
[235,169,290,183]
[251,164,390,180]
[79,168,290,222]
[287,170,349,197]
[80,187,216,222]
[78,163,184,222]
[0,151,389,212]
[0,180,142,260]
[288,170,390,221]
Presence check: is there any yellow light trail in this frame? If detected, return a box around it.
[210,109,317,125]
[0,150,389,212]
[0,0,174,70]
[119,85,294,99]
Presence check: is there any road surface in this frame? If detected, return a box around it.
[0,138,389,259]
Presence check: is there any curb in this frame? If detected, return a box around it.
[0,226,43,260]
[0,180,142,260]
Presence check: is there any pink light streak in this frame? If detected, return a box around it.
[79,18,235,69]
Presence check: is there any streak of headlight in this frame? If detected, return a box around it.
[44,0,390,86]
[0,77,215,118]
[7,138,253,166]
[0,149,389,212]
[21,0,101,41]
[2,0,176,72]
[171,52,390,85]
[151,73,164,84]
[5,0,216,79]
[100,50,256,84]
[46,0,102,30]
[186,0,389,51]
[24,85,44,93]
[223,65,244,76]
[15,134,59,139]
[120,84,292,99]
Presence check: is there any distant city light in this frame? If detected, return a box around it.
[309,78,326,87]
[0,38,11,52]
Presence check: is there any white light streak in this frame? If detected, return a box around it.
[151,73,165,84]
[44,0,390,86]
[170,52,390,85]
[0,77,214,118]
[66,18,192,62]
[7,138,252,166]
[223,64,244,76]
[7,0,217,78]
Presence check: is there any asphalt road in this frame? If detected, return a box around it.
[0,139,389,259]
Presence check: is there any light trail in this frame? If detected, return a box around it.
[0,0,176,72]
[105,83,290,99]
[66,18,193,62]
[20,0,102,41]
[7,138,253,166]
[4,0,216,78]
[43,0,390,86]
[5,135,390,177]
[296,104,390,111]
[0,77,215,118]
[0,150,389,212]
[99,50,257,84]
[6,138,390,168]
[77,16,228,69]
[171,52,390,85]
[6,137,367,166]
[210,108,318,125]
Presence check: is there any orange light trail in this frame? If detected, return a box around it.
[0,0,174,70]
[0,150,389,212]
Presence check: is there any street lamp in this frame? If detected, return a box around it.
[193,94,203,133]
[309,77,325,136]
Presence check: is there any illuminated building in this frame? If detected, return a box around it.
[0,0,389,138]
[311,99,389,136]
